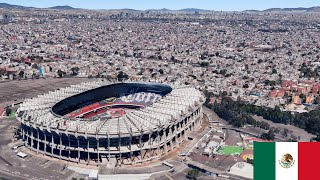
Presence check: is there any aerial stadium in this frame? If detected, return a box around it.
[16,81,205,166]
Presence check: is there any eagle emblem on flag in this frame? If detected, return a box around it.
[279,153,295,168]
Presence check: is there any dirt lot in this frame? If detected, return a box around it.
[224,130,242,146]
[0,77,92,106]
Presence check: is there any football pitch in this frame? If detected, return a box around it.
[218,145,243,155]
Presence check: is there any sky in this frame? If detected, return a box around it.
[0,0,320,11]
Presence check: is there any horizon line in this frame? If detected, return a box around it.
[0,2,319,12]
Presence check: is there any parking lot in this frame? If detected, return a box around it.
[0,78,91,106]
[0,117,77,180]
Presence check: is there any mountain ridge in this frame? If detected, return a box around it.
[49,5,76,10]
[0,3,320,12]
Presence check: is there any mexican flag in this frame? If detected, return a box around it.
[254,142,320,180]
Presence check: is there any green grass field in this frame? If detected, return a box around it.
[10,111,16,119]
[218,146,243,156]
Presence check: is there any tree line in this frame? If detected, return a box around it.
[204,91,320,141]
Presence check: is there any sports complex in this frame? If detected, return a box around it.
[16,81,205,166]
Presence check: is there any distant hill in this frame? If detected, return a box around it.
[49,5,76,10]
[178,8,210,12]
[146,8,210,13]
[264,6,320,12]
[0,3,76,10]
[0,3,33,9]
[308,7,320,12]
[0,2,320,13]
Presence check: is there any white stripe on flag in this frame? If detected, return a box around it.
[275,142,298,180]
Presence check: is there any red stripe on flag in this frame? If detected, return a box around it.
[298,142,320,180]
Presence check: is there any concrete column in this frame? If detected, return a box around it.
[59,134,62,160]
[51,134,54,158]
[139,132,143,159]
[129,133,133,162]
[175,124,180,146]
[87,139,90,164]
[68,136,71,161]
[22,126,25,142]
[170,126,173,150]
[118,134,121,166]
[157,130,160,156]
[36,129,40,154]
[148,133,152,157]
[183,120,187,140]
[107,134,110,160]
[97,138,100,166]
[164,128,168,153]
[31,129,34,148]
[44,132,47,155]
[77,138,80,163]
[26,128,29,147]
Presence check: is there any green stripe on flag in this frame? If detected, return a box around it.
[254,142,275,180]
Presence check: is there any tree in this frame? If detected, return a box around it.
[204,90,320,138]
[171,56,176,63]
[282,128,289,137]
[221,91,228,97]
[260,130,275,141]
[57,70,66,78]
[186,169,199,180]
[71,67,80,76]
[246,157,254,164]
[311,135,320,142]
[32,63,39,69]
[199,61,209,67]
[272,68,277,74]
[117,71,129,81]
[5,108,12,116]
[314,96,320,104]
[299,94,306,104]
[18,71,24,78]
[264,80,276,86]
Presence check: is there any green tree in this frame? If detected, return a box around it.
[246,157,254,164]
[272,68,277,74]
[71,67,80,76]
[117,71,129,81]
[299,94,306,103]
[314,96,320,104]
[18,71,24,78]
[57,70,66,78]
[186,169,199,180]
[312,135,320,142]
[32,63,39,69]
[260,130,275,141]
[5,108,12,116]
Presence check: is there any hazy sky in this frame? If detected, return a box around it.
[1,0,320,11]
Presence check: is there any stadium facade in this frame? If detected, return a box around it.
[17,81,205,166]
